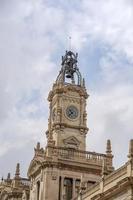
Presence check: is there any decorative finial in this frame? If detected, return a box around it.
[106,139,112,154]
[106,139,114,170]
[83,78,85,87]
[15,163,20,179]
[34,142,44,157]
[36,142,40,150]
[7,173,11,180]
[128,139,133,160]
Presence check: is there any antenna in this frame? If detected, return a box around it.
[68,36,72,50]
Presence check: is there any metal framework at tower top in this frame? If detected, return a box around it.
[56,50,85,87]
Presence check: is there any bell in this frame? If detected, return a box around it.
[66,71,72,78]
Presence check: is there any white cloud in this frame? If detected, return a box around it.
[0,0,133,176]
[87,83,133,167]
[68,0,133,59]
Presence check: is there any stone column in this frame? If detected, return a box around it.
[72,178,76,198]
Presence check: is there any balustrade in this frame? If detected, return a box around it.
[50,147,106,164]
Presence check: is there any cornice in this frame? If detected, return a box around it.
[48,83,89,102]
[51,122,89,132]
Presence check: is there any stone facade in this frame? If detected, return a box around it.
[74,140,133,200]
[0,51,132,200]
[0,163,30,200]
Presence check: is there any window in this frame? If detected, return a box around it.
[87,181,95,189]
[64,178,73,200]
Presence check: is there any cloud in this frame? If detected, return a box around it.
[0,0,133,177]
[87,83,133,167]
[68,0,133,58]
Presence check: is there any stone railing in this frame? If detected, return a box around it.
[50,146,106,165]
[21,178,30,186]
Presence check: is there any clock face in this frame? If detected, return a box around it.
[66,106,78,119]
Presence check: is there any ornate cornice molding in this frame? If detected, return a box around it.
[48,83,88,102]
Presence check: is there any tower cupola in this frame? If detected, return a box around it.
[56,51,85,87]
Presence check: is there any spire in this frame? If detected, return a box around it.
[1,176,4,182]
[36,142,40,150]
[128,139,133,160]
[34,142,44,157]
[56,51,83,86]
[106,139,112,154]
[7,172,11,180]
[105,139,114,172]
[6,172,11,184]
[13,163,21,187]
[15,163,20,179]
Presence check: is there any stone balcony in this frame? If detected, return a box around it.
[47,146,107,166]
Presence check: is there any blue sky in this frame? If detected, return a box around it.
[0,0,133,178]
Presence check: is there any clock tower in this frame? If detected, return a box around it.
[28,50,114,200]
[47,51,88,151]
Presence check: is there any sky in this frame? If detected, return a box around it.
[0,0,133,178]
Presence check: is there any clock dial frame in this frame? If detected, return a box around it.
[66,105,79,120]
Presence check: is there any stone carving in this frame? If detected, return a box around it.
[63,136,80,149]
